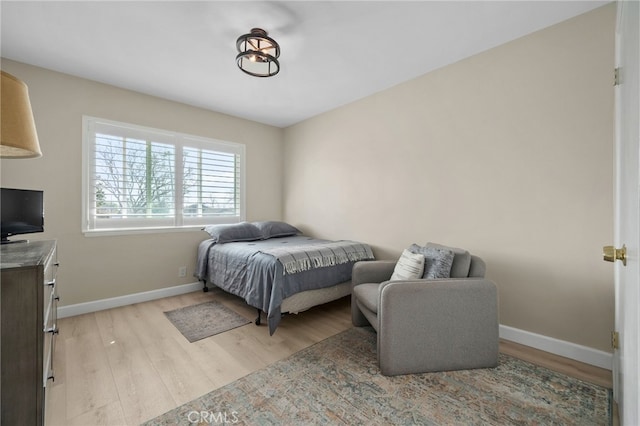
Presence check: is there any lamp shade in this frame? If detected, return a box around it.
[1,71,42,158]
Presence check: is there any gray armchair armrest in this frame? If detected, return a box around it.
[352,260,396,287]
[377,278,499,375]
[351,260,396,327]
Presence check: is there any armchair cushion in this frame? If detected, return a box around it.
[409,244,455,279]
[390,249,425,281]
[426,242,472,278]
[352,283,380,314]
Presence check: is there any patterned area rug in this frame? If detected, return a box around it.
[164,301,250,342]
[144,327,611,425]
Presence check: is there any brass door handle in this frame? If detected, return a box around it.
[603,244,627,266]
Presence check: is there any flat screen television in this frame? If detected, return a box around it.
[0,188,44,244]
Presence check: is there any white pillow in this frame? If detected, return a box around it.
[390,249,425,281]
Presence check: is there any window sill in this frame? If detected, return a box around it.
[83,226,205,238]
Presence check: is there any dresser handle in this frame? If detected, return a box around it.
[45,279,56,287]
[45,327,59,335]
[54,262,60,267]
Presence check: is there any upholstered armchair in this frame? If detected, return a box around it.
[351,243,499,376]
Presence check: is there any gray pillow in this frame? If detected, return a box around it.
[203,222,262,243]
[426,242,471,278]
[409,244,454,279]
[252,221,300,239]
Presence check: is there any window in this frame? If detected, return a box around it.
[82,116,245,234]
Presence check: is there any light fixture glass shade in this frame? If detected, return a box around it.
[236,28,280,77]
[1,71,42,158]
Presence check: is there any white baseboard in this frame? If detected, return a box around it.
[57,284,613,371]
[57,281,203,319]
[499,324,613,371]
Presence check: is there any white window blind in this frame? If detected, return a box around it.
[83,116,245,234]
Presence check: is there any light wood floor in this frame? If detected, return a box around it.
[46,289,614,426]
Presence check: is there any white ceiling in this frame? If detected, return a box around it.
[1,1,609,128]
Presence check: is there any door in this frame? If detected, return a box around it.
[613,1,639,424]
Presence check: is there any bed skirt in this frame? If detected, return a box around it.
[281,280,352,314]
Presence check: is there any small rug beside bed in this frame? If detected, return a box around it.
[164,301,250,342]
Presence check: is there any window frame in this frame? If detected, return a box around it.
[82,116,246,236]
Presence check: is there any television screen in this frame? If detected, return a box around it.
[1,188,44,243]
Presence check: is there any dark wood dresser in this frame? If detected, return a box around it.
[1,240,59,425]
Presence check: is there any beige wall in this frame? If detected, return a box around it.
[283,5,615,352]
[0,4,616,353]
[0,59,284,305]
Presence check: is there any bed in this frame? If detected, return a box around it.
[195,221,375,334]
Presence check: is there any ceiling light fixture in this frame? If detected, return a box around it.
[236,28,280,77]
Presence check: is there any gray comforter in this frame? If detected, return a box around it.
[196,236,374,334]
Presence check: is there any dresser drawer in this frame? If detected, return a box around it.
[43,280,57,330]
[43,245,58,288]
[43,323,55,387]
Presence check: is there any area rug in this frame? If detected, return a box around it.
[143,327,611,425]
[164,301,250,342]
